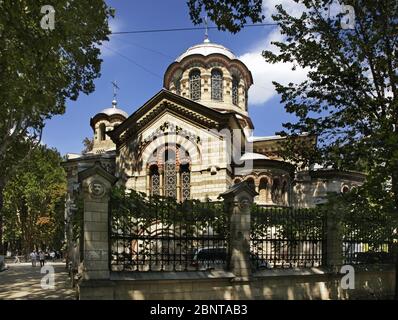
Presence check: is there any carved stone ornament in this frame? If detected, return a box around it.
[238,196,251,210]
[88,181,106,198]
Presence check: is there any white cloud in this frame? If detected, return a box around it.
[238,1,309,105]
[262,0,306,22]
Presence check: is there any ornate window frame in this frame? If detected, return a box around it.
[189,69,201,101]
[211,69,223,101]
[232,76,239,106]
[148,145,192,201]
[149,165,160,196]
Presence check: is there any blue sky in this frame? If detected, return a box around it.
[43,0,306,155]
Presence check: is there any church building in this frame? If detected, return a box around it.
[63,37,364,209]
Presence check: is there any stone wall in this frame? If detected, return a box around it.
[293,170,365,208]
[79,267,395,300]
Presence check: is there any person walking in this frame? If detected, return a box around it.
[39,251,45,267]
[13,251,20,264]
[30,251,37,267]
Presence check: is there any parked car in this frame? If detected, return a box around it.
[250,252,273,270]
[191,247,272,270]
[191,247,227,269]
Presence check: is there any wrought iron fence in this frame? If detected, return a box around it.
[109,189,228,272]
[109,187,396,273]
[342,214,396,265]
[250,206,325,269]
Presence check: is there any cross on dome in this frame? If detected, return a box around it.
[204,16,210,43]
[111,80,120,107]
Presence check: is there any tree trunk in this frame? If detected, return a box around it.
[392,161,398,300]
[19,200,34,255]
[0,180,4,256]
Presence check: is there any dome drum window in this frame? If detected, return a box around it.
[189,70,201,101]
[232,77,239,106]
[211,69,223,101]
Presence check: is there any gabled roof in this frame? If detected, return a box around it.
[78,161,118,185]
[219,181,259,199]
[107,89,245,146]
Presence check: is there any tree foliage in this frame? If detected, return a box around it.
[187,0,264,33]
[263,0,398,213]
[0,0,113,182]
[82,137,94,154]
[0,0,114,252]
[3,145,66,254]
[109,187,227,237]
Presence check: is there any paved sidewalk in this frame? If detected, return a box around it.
[0,262,76,300]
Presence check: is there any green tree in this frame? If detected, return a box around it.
[0,0,114,252]
[82,137,94,154]
[3,145,66,255]
[187,0,264,33]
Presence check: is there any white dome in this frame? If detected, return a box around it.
[240,152,270,161]
[98,107,128,118]
[97,100,128,118]
[176,40,236,62]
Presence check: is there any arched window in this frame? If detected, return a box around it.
[211,69,223,100]
[189,69,201,100]
[259,178,268,203]
[99,123,106,141]
[150,165,160,196]
[164,149,177,198]
[180,163,191,201]
[271,179,281,204]
[148,146,192,201]
[246,177,256,192]
[281,180,288,205]
[341,185,350,193]
[174,78,181,95]
[232,76,239,106]
[234,178,242,185]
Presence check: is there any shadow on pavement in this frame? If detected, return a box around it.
[0,263,76,300]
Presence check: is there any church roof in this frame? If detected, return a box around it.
[240,152,270,161]
[97,107,128,118]
[107,89,246,145]
[176,40,236,62]
[97,100,128,118]
[90,100,129,128]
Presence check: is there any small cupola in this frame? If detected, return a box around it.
[89,99,128,154]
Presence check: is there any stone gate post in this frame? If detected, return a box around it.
[78,162,117,280]
[323,210,343,270]
[220,181,258,281]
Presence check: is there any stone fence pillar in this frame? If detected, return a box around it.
[78,162,117,280]
[323,211,343,270]
[220,181,258,281]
